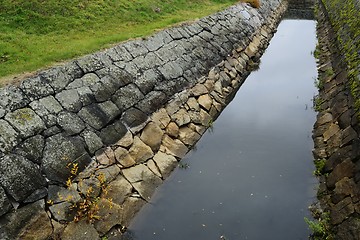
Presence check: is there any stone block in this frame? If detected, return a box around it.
[161,135,188,158]
[42,134,92,183]
[0,154,46,202]
[78,101,120,130]
[103,175,132,205]
[0,186,12,217]
[152,108,171,129]
[136,91,168,115]
[20,76,54,101]
[140,122,164,151]
[0,200,52,240]
[57,111,86,135]
[112,84,144,112]
[153,151,178,178]
[115,131,134,148]
[121,108,149,129]
[114,147,136,167]
[178,126,201,145]
[158,61,184,80]
[5,108,46,138]
[61,220,100,240]
[81,130,103,154]
[99,120,127,145]
[166,122,179,138]
[135,69,162,94]
[76,54,105,73]
[0,119,20,153]
[129,137,154,164]
[0,85,30,111]
[55,89,82,112]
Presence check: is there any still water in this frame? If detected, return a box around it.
[127,20,318,240]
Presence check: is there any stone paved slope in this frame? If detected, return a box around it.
[0,0,286,239]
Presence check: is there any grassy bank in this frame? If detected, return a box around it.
[0,0,238,83]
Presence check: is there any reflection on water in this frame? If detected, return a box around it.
[128,20,318,240]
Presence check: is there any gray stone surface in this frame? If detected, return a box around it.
[5,108,46,138]
[57,111,85,135]
[112,84,144,112]
[121,108,148,129]
[42,134,91,183]
[99,120,127,145]
[0,186,12,216]
[15,135,44,164]
[0,119,20,153]
[0,85,30,111]
[55,89,82,112]
[81,130,103,154]
[62,220,100,240]
[0,200,52,240]
[0,154,46,202]
[78,101,120,130]
[20,76,54,101]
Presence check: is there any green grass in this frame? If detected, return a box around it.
[0,0,239,83]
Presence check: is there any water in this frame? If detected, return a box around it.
[127,20,318,240]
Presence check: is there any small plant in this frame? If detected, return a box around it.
[314,76,324,90]
[304,212,332,240]
[312,95,325,112]
[313,159,326,176]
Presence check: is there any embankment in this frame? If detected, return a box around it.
[312,0,360,238]
[0,1,287,239]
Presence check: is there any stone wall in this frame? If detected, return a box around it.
[0,0,287,239]
[312,0,360,239]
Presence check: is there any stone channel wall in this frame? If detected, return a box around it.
[312,0,360,239]
[0,0,287,239]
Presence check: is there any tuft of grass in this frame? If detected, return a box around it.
[304,212,332,240]
[0,0,238,82]
[313,159,326,176]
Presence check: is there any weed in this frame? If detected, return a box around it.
[312,95,325,112]
[304,212,332,240]
[313,159,326,176]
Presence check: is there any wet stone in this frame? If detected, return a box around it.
[166,122,180,138]
[0,154,46,202]
[5,108,46,138]
[330,197,354,225]
[140,122,164,151]
[153,151,178,178]
[94,198,123,235]
[0,185,12,217]
[151,108,171,129]
[161,135,188,158]
[0,200,53,240]
[115,131,134,148]
[120,197,146,227]
[129,137,154,164]
[114,147,135,167]
[61,220,100,240]
[103,175,133,205]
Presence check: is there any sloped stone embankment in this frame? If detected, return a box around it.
[312,0,360,238]
[0,0,287,239]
